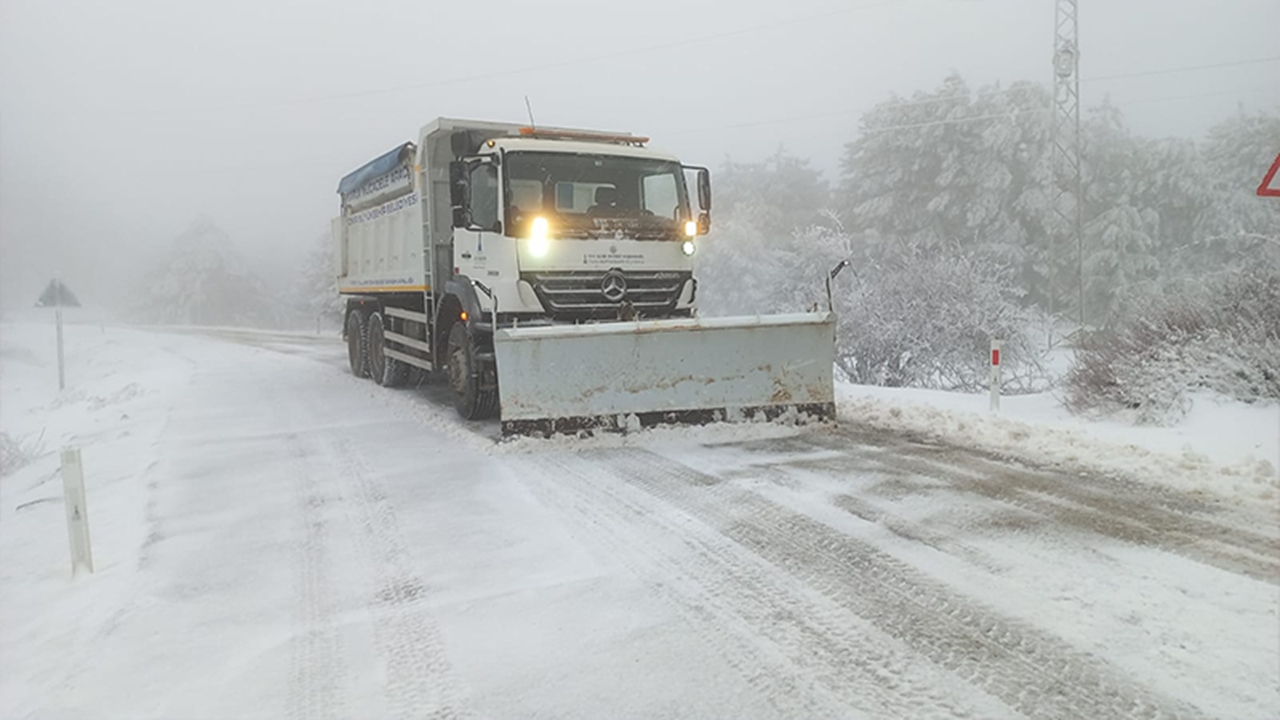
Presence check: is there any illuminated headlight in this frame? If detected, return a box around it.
[528,216,550,257]
[681,240,696,256]
[684,220,697,237]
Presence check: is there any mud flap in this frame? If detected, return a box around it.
[493,312,836,436]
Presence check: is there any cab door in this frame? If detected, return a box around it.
[449,156,501,277]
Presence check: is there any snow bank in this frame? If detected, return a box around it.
[837,383,1280,510]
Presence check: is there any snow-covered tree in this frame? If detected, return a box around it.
[716,150,830,240]
[697,202,795,316]
[697,151,828,316]
[294,233,345,330]
[133,216,277,327]
[1189,109,1280,271]
[840,76,1058,305]
[1077,101,1161,320]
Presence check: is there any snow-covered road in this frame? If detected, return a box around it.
[2,323,1277,719]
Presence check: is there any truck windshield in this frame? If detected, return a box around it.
[505,151,690,240]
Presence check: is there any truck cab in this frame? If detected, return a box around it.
[448,130,711,322]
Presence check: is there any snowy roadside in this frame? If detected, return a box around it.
[837,382,1280,513]
[1,321,201,718]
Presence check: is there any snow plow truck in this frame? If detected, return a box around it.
[334,117,835,435]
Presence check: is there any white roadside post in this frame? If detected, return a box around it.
[989,339,1002,413]
[60,448,94,575]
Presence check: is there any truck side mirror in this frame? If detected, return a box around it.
[449,161,470,228]
[697,212,711,235]
[697,168,711,212]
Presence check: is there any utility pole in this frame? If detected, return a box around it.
[1051,0,1085,333]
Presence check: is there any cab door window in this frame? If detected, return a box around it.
[469,163,499,231]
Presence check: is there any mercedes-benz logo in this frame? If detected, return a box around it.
[601,271,627,302]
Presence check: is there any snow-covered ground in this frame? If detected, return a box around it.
[838,383,1280,513]
[2,321,1277,719]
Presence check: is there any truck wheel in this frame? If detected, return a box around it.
[367,312,409,387]
[446,322,497,420]
[345,310,369,378]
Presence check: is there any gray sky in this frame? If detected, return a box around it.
[1,0,1277,310]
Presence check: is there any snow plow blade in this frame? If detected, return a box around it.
[493,312,836,436]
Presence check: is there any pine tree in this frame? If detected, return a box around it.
[1078,101,1159,319]
[839,75,1055,301]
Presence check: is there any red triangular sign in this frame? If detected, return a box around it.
[1258,153,1280,198]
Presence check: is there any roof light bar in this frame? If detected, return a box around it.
[517,127,650,146]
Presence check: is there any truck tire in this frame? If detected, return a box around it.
[367,312,409,388]
[446,322,497,420]
[345,309,369,378]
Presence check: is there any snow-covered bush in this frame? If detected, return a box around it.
[698,205,1050,393]
[825,235,1050,393]
[1064,268,1280,423]
[0,431,44,477]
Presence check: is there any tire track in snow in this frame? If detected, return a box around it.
[523,453,1017,720]
[828,492,1012,574]
[322,432,461,720]
[844,426,1275,542]
[283,431,347,720]
[716,457,1011,575]
[596,447,1205,720]
[796,433,1279,584]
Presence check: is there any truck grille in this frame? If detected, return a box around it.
[523,270,691,319]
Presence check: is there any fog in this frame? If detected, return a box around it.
[1,0,1276,313]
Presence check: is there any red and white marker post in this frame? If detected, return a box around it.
[990,339,1002,413]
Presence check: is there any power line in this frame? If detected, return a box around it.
[661,85,1040,137]
[656,83,1277,141]
[125,0,910,117]
[863,107,1048,134]
[657,85,1275,144]
[1083,54,1280,83]
[661,52,1280,138]
[1122,83,1278,106]
[852,85,1276,135]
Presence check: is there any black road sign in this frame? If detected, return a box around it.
[35,279,81,308]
